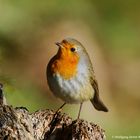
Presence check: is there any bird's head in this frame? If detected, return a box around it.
[55,38,88,62]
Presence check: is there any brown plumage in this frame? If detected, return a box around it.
[47,38,108,119]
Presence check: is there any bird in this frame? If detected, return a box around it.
[47,38,108,119]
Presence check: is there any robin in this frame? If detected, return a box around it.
[47,38,108,119]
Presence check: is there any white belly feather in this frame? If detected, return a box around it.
[48,72,94,103]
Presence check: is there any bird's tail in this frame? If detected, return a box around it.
[90,93,108,112]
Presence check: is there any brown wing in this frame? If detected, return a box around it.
[90,77,108,112]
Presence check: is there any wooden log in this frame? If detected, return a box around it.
[0,84,106,140]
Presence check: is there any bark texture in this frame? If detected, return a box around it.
[0,84,106,140]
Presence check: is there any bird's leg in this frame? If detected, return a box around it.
[48,102,66,135]
[55,102,66,113]
[77,102,83,120]
[51,102,66,124]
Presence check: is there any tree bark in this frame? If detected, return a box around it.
[0,84,106,140]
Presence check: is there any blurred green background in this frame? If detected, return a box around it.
[0,0,140,139]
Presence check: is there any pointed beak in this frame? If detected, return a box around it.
[55,42,63,48]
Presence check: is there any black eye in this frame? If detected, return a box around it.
[70,47,76,52]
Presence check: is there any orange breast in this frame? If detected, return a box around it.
[51,54,79,79]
